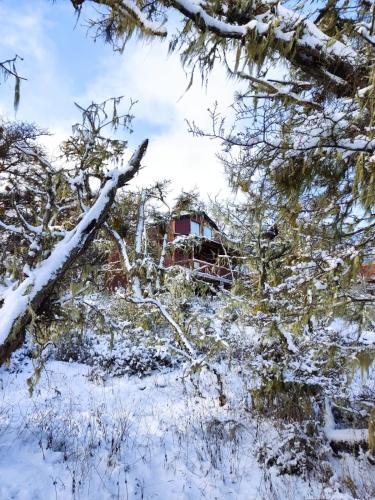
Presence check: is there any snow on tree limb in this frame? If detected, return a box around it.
[105,224,132,273]
[324,399,371,447]
[170,0,364,95]
[0,139,148,365]
[80,0,368,97]
[94,0,167,37]
[129,295,195,358]
[234,71,322,110]
[325,427,369,445]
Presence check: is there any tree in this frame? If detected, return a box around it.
[210,183,375,447]
[200,89,375,444]
[173,190,203,215]
[2,0,374,445]
[106,188,197,359]
[70,1,374,211]
[73,0,369,95]
[0,98,148,364]
[192,97,375,294]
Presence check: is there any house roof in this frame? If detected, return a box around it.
[172,210,219,231]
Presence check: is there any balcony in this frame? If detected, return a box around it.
[173,257,235,286]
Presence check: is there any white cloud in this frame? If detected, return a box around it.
[0,1,78,132]
[82,40,240,202]
[0,3,244,204]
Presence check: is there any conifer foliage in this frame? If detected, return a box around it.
[74,0,375,231]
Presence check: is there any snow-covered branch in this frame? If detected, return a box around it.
[106,224,132,273]
[324,399,370,446]
[0,139,148,365]
[235,72,322,110]
[169,0,364,96]
[129,295,195,358]
[96,0,167,37]
[85,0,367,97]
[107,190,198,360]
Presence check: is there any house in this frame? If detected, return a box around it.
[360,261,375,294]
[162,211,237,286]
[107,210,238,290]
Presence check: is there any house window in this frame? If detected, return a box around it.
[190,220,200,236]
[203,225,212,239]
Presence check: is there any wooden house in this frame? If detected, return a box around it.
[162,211,237,286]
[107,211,238,290]
[360,261,375,294]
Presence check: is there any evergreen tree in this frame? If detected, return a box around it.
[70,1,374,217]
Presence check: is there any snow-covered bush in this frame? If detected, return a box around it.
[89,342,177,380]
[53,329,93,364]
[200,417,246,470]
[22,393,133,497]
[256,422,332,478]
[110,297,168,333]
[51,328,178,379]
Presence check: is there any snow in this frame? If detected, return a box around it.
[359,329,375,345]
[0,304,374,500]
[119,0,167,36]
[176,0,248,36]
[279,327,298,353]
[0,219,24,235]
[325,428,368,444]
[174,0,360,69]
[1,360,263,500]
[277,5,357,61]
[135,191,146,255]
[128,294,196,358]
[324,398,336,431]
[0,356,352,500]
[194,270,232,284]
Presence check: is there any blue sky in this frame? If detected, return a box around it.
[0,0,243,201]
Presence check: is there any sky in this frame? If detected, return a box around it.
[0,0,243,204]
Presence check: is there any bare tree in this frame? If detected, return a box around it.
[0,98,148,364]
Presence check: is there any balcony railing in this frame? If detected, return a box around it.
[173,232,222,244]
[174,258,235,284]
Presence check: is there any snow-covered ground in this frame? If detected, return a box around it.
[0,359,260,500]
[2,351,374,500]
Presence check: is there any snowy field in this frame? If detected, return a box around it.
[1,352,373,500]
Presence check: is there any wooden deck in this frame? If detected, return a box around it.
[173,257,235,286]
